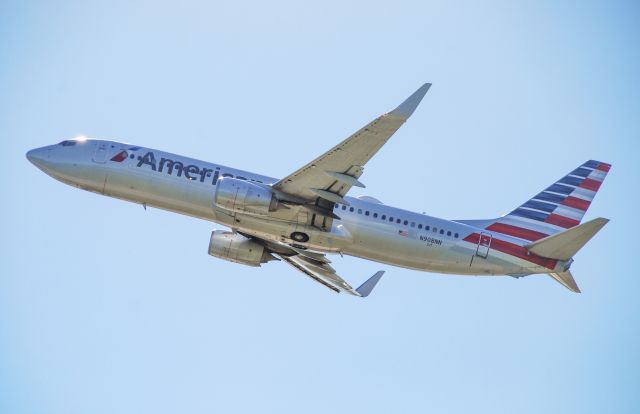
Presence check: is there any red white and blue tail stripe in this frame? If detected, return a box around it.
[486,160,611,241]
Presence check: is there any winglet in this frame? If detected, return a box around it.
[355,271,385,297]
[390,83,431,119]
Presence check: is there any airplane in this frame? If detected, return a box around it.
[26,83,611,297]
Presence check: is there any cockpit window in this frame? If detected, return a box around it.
[59,140,77,146]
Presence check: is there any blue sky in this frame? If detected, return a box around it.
[1,1,639,413]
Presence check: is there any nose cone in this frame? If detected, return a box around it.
[26,147,48,169]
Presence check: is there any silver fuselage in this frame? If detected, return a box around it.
[27,139,567,277]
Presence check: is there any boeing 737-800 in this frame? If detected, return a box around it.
[27,84,610,296]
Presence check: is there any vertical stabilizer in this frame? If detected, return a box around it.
[486,160,611,242]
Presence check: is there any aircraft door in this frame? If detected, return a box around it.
[476,232,492,258]
[92,143,108,163]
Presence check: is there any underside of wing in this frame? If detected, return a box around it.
[279,254,355,294]
[266,241,384,297]
[278,254,384,297]
[273,83,431,205]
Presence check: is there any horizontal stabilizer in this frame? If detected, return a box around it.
[548,270,581,293]
[525,217,609,260]
[356,271,385,297]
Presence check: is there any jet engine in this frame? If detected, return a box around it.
[214,177,278,216]
[208,230,274,267]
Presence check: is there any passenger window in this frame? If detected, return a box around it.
[418,224,423,229]
[358,209,362,214]
[396,218,401,224]
[440,229,444,235]
[403,220,408,225]
[447,231,451,236]
[389,217,394,222]
[373,213,378,218]
[454,233,459,238]
[411,222,415,228]
[433,227,437,233]
[349,207,354,212]
[381,215,386,220]
[425,225,430,231]
[365,211,370,216]
[342,205,346,210]
[334,204,338,209]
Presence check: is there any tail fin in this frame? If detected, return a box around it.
[486,160,611,241]
[548,270,581,293]
[525,217,609,260]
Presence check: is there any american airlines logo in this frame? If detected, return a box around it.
[110,150,128,162]
[131,150,258,185]
[110,147,140,162]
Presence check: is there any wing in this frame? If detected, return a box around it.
[271,244,384,297]
[272,83,431,205]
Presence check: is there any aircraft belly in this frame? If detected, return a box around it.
[230,214,351,252]
[446,241,547,276]
[340,220,456,270]
[337,220,537,276]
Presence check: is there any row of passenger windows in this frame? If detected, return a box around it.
[335,204,459,238]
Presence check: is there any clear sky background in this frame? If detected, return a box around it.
[1,1,639,413]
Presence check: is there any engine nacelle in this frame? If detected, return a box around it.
[214,177,277,216]
[208,230,273,267]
